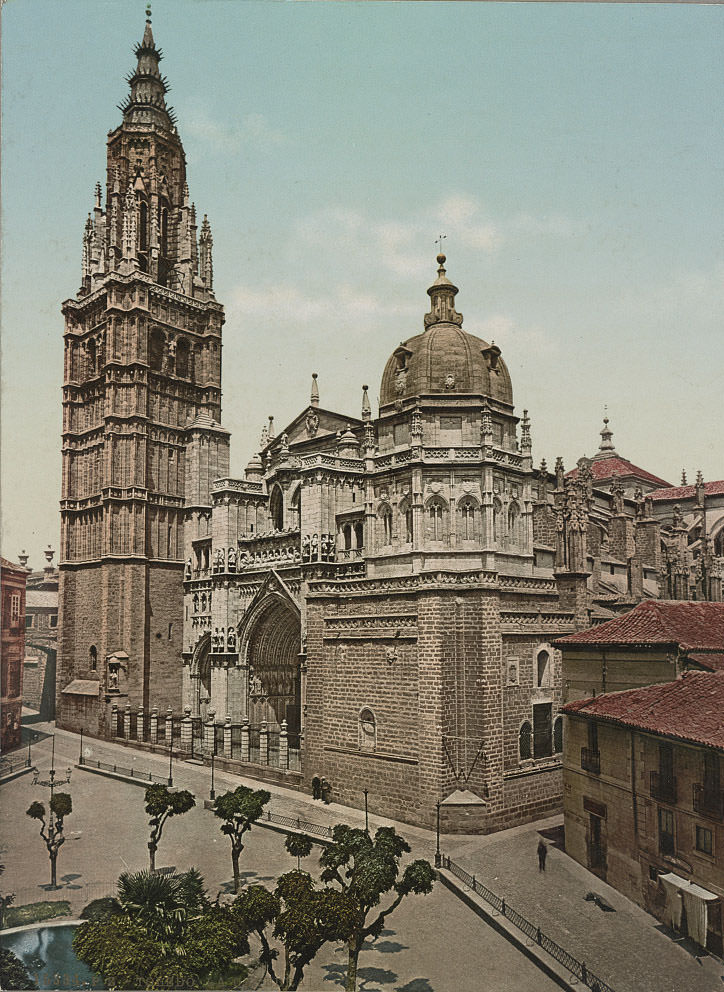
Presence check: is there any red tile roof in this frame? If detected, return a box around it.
[649,480,724,502]
[562,671,724,749]
[567,456,671,488]
[554,600,724,651]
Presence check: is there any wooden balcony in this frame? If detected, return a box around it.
[650,771,677,804]
[581,747,600,774]
[693,783,724,820]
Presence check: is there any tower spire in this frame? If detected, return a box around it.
[118,8,176,130]
[424,252,463,328]
[593,412,618,460]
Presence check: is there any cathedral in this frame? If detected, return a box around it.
[57,16,723,833]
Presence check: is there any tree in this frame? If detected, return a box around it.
[213,785,271,893]
[144,784,195,871]
[0,948,37,991]
[284,832,313,870]
[26,792,72,888]
[73,869,247,990]
[233,871,355,990]
[319,825,435,992]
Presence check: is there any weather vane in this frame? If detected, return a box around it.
[435,234,447,255]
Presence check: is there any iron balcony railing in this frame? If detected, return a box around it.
[581,747,601,774]
[693,783,724,820]
[650,771,677,804]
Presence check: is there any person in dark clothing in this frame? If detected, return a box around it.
[538,839,548,872]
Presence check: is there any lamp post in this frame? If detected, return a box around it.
[210,751,216,801]
[435,800,441,868]
[79,728,84,766]
[168,741,173,787]
[27,733,32,769]
[363,788,369,834]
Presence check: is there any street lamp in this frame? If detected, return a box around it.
[79,728,84,766]
[168,740,173,787]
[363,788,369,834]
[210,751,216,801]
[435,800,441,868]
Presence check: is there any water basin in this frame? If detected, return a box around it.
[1,923,104,990]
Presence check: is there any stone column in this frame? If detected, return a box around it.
[241,719,250,763]
[279,720,289,770]
[150,707,158,745]
[204,709,216,754]
[124,704,131,740]
[180,705,193,752]
[136,707,144,742]
[260,720,269,765]
[111,703,118,737]
[166,708,173,747]
[223,715,232,759]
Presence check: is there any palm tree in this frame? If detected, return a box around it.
[116,868,207,953]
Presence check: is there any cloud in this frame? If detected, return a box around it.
[185,110,287,153]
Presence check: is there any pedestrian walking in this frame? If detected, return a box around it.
[537,839,548,872]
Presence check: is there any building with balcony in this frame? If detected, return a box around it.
[562,672,724,955]
[20,547,59,720]
[1,557,28,752]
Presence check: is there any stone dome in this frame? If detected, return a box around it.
[380,257,513,408]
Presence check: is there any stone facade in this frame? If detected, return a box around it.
[1,557,28,752]
[21,548,59,719]
[60,16,722,833]
[57,15,228,735]
[562,676,724,955]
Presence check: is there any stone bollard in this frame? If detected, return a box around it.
[150,707,158,745]
[111,703,118,737]
[279,720,289,770]
[136,707,144,742]
[260,720,269,766]
[223,715,232,759]
[180,704,193,752]
[204,709,216,755]
[240,720,250,763]
[124,704,131,740]
[166,707,173,746]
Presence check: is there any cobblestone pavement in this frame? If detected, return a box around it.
[1,723,556,992]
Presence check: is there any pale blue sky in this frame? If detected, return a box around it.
[2,0,723,566]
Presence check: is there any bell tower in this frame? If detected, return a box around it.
[58,11,229,734]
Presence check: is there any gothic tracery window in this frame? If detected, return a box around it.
[519,721,532,761]
[379,504,393,546]
[458,497,478,542]
[399,499,413,543]
[427,497,446,542]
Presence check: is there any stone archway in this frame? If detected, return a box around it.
[190,634,211,719]
[241,594,301,734]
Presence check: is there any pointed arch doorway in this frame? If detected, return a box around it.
[240,584,302,735]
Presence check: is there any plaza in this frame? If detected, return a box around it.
[2,717,723,991]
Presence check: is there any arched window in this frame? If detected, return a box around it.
[508,502,521,546]
[354,521,364,549]
[289,487,300,530]
[519,721,532,761]
[553,716,563,754]
[379,504,392,546]
[458,497,478,542]
[175,337,190,378]
[270,486,284,530]
[89,645,97,672]
[493,498,503,544]
[149,329,165,371]
[87,338,96,376]
[399,499,413,544]
[714,528,724,558]
[193,593,199,613]
[359,708,377,752]
[139,200,148,252]
[427,497,446,542]
[537,649,551,687]
[343,523,353,551]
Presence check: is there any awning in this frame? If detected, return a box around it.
[659,872,720,946]
[61,679,100,696]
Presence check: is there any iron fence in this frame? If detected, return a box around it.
[0,753,31,779]
[115,710,124,738]
[440,855,615,992]
[264,809,334,839]
[79,757,168,785]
